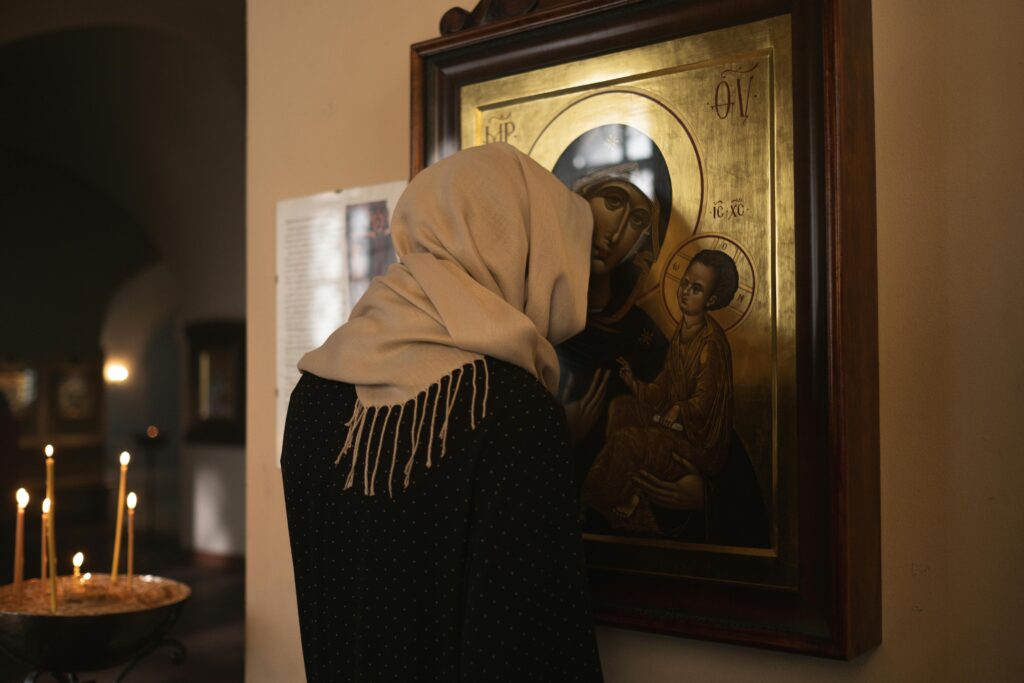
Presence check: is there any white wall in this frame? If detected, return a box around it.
[247,0,1024,680]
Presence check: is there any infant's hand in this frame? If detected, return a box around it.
[616,357,637,394]
[655,404,683,431]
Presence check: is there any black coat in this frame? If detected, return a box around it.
[281,359,603,682]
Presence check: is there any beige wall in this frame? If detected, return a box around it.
[247,0,1024,680]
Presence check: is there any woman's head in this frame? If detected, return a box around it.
[677,249,739,315]
[299,142,594,405]
[389,142,594,348]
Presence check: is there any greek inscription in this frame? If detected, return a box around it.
[709,64,758,122]
[712,81,733,119]
[484,113,517,143]
[711,199,746,220]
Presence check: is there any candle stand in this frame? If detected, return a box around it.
[0,576,190,682]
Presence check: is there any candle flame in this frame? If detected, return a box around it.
[44,444,54,458]
[73,552,84,568]
[127,492,137,510]
[42,498,51,514]
[83,572,92,581]
[16,488,29,508]
[119,451,131,466]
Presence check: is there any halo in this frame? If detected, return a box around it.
[661,234,755,332]
[528,87,704,242]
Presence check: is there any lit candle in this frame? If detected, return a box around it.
[126,492,137,590]
[110,451,130,585]
[40,498,50,582]
[44,445,54,502]
[13,489,28,594]
[72,552,83,579]
[44,445,57,610]
[46,499,57,612]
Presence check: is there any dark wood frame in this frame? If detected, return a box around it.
[184,321,246,445]
[411,0,879,658]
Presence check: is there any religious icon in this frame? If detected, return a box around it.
[550,125,769,548]
[458,14,795,586]
[419,0,881,657]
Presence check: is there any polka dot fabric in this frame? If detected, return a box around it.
[281,358,604,682]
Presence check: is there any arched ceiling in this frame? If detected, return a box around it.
[0,149,157,357]
[0,1,245,357]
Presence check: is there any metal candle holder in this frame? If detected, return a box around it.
[0,576,190,682]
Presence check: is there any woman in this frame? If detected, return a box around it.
[281,142,604,681]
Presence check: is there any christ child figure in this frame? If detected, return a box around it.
[581,249,739,533]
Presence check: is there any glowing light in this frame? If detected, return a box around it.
[44,444,54,458]
[73,552,84,569]
[119,451,131,467]
[146,425,159,439]
[127,492,137,510]
[42,498,51,514]
[104,362,130,383]
[16,488,29,509]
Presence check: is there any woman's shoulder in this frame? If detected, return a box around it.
[479,358,570,458]
[292,370,354,395]
[483,358,565,423]
[290,360,564,428]
[288,371,357,419]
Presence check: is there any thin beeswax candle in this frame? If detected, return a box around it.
[110,452,130,585]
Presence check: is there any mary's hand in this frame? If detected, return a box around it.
[561,370,610,445]
[630,455,705,510]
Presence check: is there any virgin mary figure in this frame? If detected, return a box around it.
[552,124,675,478]
[553,124,770,547]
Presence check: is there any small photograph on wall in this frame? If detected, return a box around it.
[346,200,397,304]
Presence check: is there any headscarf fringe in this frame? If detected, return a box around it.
[334,359,490,498]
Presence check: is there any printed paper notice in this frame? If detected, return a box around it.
[275,181,406,464]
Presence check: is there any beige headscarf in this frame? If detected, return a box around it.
[297,142,593,495]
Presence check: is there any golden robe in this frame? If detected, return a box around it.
[581,316,734,534]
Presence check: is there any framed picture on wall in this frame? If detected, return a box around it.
[0,364,40,436]
[0,360,106,447]
[412,0,880,659]
[48,361,103,436]
[185,321,246,445]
